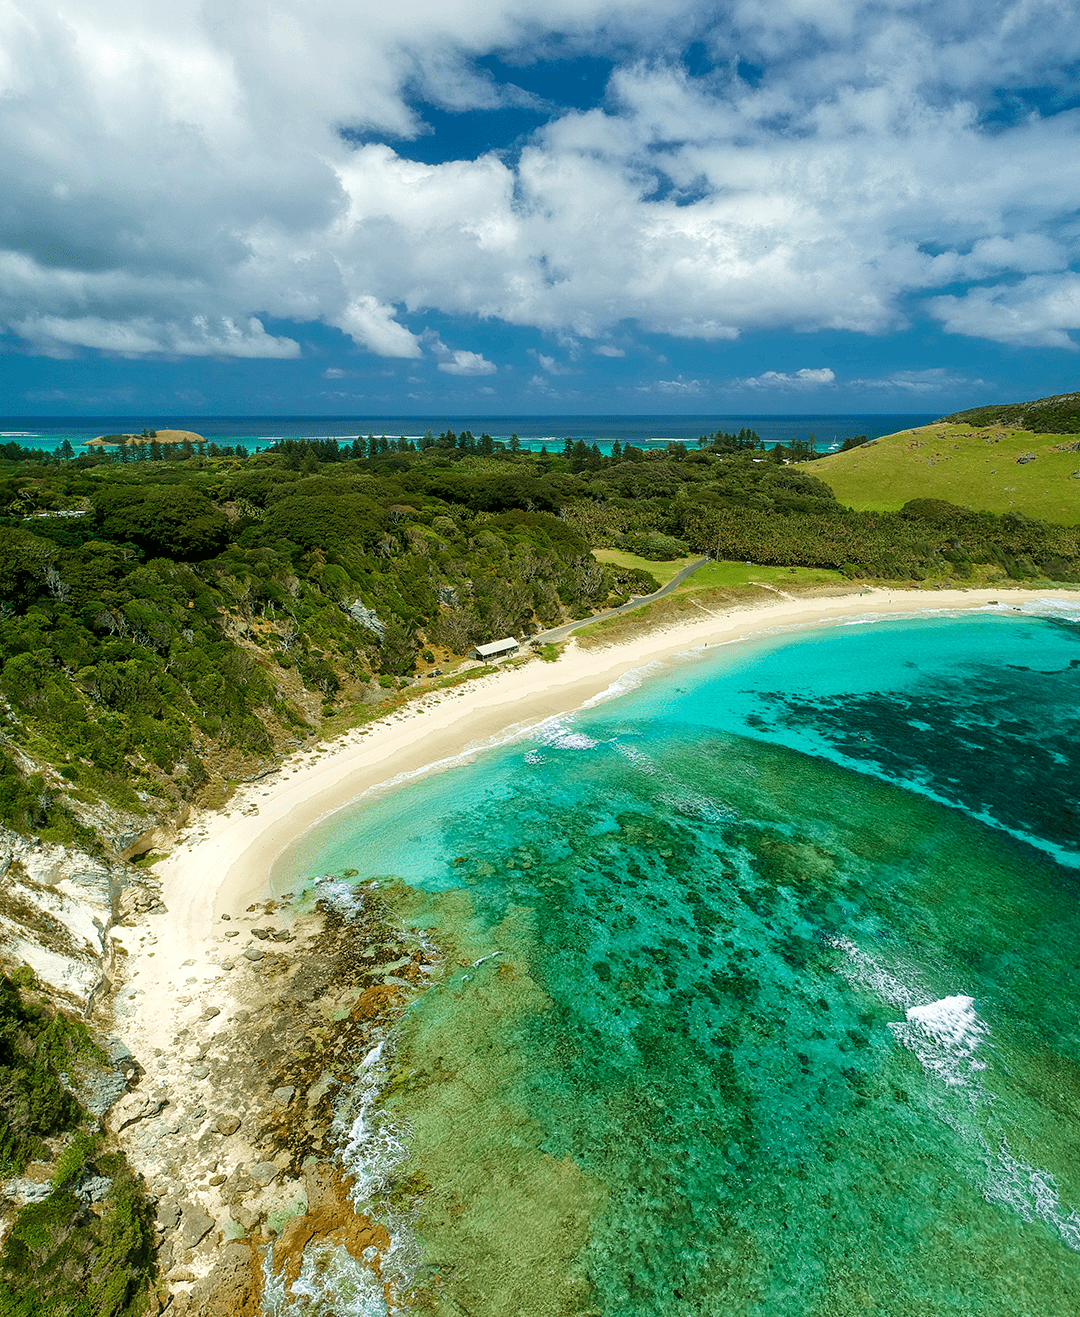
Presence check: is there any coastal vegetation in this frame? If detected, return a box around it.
[1,426,1078,848]
[0,972,155,1316]
[942,390,1080,434]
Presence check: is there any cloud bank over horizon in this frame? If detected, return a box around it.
[2,0,1080,410]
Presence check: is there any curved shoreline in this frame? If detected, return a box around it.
[97,582,1078,1309]
[113,585,1066,1059]
[168,586,1069,921]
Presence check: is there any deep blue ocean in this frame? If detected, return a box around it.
[268,603,1080,1317]
[0,413,935,456]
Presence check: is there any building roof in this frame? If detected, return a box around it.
[474,637,519,657]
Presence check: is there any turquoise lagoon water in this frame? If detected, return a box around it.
[274,605,1080,1316]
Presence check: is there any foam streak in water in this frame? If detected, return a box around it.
[984,1146,1080,1251]
[261,1241,391,1317]
[534,719,599,750]
[831,937,1080,1255]
[824,934,922,1012]
[579,660,663,709]
[891,995,988,1087]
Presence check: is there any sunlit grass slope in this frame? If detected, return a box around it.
[815,423,1080,524]
[591,550,845,594]
[591,547,697,585]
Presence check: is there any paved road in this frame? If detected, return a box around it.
[529,557,710,646]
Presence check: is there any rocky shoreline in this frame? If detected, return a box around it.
[0,829,441,1316]
[112,886,440,1314]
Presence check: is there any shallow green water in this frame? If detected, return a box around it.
[276,608,1080,1316]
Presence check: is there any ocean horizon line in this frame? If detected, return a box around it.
[1,411,938,455]
[1,410,939,422]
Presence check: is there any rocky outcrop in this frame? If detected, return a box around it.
[103,891,439,1314]
[0,827,158,1007]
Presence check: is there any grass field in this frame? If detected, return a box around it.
[669,562,847,593]
[574,563,855,648]
[814,423,1080,523]
[592,548,698,584]
[592,552,846,594]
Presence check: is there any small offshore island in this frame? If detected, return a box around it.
[1,397,1079,1315]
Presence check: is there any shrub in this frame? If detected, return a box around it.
[615,531,689,560]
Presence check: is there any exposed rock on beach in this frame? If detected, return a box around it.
[106,886,438,1314]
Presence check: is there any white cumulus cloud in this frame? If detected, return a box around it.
[735,368,836,389]
[2,0,1080,358]
[639,376,706,394]
[11,313,300,359]
[437,349,498,376]
[928,273,1080,350]
[531,351,577,375]
[332,297,421,358]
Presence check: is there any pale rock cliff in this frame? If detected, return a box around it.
[0,827,161,1007]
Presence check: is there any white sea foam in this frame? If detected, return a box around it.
[823,934,921,1012]
[301,711,561,826]
[333,1042,412,1205]
[617,744,657,775]
[310,876,367,915]
[828,936,1080,1253]
[657,789,735,823]
[261,1037,421,1315]
[1010,598,1080,621]
[983,1146,1080,1251]
[711,600,1080,657]
[905,995,983,1047]
[580,660,663,708]
[534,719,599,750]
[891,995,988,1087]
[827,939,987,1086]
[261,1240,391,1317]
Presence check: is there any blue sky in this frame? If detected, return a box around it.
[3,1,1080,417]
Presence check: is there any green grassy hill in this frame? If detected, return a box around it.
[814,422,1080,524]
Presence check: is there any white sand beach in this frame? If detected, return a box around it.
[112,585,1064,1058]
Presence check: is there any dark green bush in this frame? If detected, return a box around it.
[0,980,155,1316]
[0,977,102,1177]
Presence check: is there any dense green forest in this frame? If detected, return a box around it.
[943,390,1080,434]
[1,431,1078,844]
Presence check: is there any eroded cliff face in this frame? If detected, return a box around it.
[0,827,160,1008]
